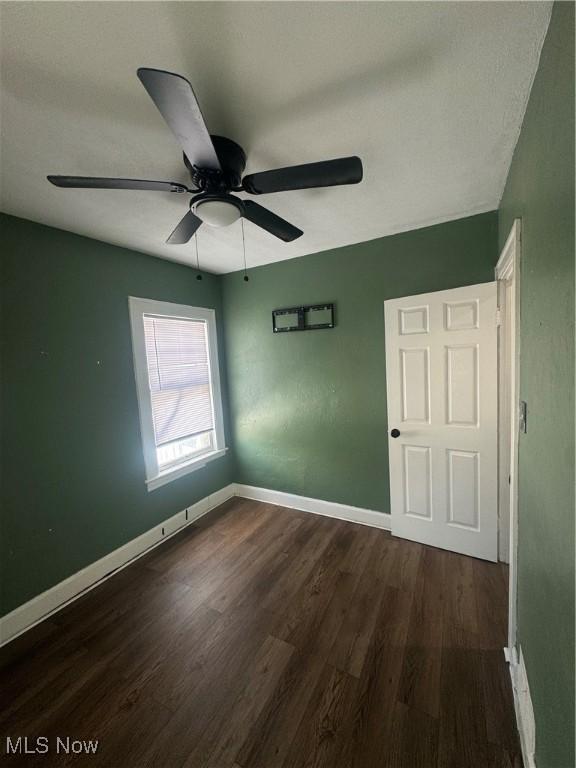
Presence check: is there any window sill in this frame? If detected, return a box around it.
[146,448,228,492]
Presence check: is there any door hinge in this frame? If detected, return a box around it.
[495,308,503,326]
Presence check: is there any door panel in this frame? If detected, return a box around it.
[447,449,479,529]
[401,348,430,423]
[399,305,429,335]
[403,445,432,519]
[445,344,478,426]
[385,282,498,561]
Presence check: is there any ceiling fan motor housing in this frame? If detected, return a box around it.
[184,135,247,191]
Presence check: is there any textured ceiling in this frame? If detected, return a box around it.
[0,2,551,273]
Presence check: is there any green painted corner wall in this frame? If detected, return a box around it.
[0,214,234,616]
[498,3,575,766]
[222,212,498,512]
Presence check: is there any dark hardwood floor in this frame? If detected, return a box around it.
[0,498,521,767]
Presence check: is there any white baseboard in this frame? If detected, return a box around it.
[0,484,236,648]
[0,482,389,649]
[234,484,391,531]
[505,645,537,768]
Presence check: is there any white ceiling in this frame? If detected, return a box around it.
[0,2,551,273]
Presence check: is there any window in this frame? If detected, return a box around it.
[129,297,226,490]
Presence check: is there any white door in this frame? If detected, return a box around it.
[384,282,498,561]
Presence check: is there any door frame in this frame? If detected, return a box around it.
[495,219,521,657]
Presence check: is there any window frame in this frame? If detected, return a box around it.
[128,297,227,491]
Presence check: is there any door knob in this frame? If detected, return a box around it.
[390,428,401,438]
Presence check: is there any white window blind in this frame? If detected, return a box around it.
[130,298,225,490]
[143,315,214,448]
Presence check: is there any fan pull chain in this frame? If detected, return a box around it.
[241,218,249,282]
[194,232,202,280]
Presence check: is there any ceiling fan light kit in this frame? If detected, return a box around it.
[47,67,364,249]
[194,197,242,228]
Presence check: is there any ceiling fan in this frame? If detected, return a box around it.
[47,68,364,244]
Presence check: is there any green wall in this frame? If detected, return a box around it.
[498,3,575,766]
[222,212,498,511]
[0,214,234,616]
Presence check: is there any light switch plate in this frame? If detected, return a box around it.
[519,400,527,433]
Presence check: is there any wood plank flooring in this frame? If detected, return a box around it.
[0,498,521,767]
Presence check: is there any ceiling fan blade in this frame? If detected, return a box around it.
[166,210,202,245]
[47,176,190,192]
[137,68,221,171]
[242,200,303,242]
[243,156,363,195]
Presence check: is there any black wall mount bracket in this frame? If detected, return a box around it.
[272,303,335,333]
